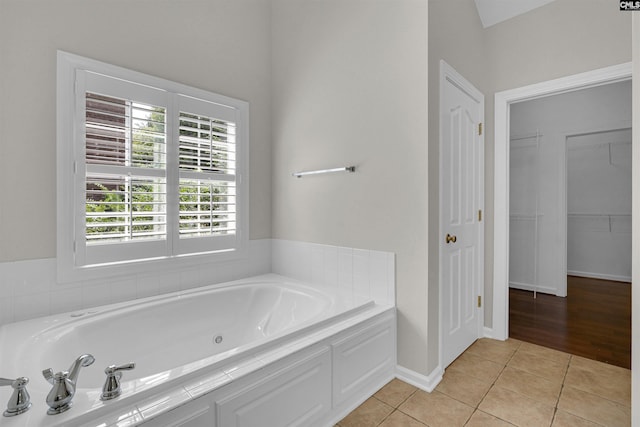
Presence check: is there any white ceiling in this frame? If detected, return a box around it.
[474,0,557,28]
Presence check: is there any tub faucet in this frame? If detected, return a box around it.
[42,353,95,415]
[100,363,136,401]
[0,376,31,417]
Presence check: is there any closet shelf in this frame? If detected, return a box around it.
[510,213,544,220]
[567,141,631,165]
[568,213,631,217]
[568,213,631,233]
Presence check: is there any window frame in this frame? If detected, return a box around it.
[57,51,249,283]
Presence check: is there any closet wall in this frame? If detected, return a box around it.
[567,128,631,281]
[509,80,631,295]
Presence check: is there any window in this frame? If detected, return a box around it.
[57,52,248,281]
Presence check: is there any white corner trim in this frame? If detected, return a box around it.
[483,327,495,339]
[395,365,443,393]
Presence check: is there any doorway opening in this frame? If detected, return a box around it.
[492,63,632,368]
[507,80,632,368]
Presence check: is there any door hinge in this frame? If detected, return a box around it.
[477,296,482,308]
[478,122,483,136]
[478,209,482,222]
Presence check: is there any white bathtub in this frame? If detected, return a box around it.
[0,274,395,427]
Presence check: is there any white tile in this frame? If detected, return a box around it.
[310,244,325,286]
[13,292,49,322]
[97,407,144,427]
[290,240,313,282]
[50,287,83,315]
[386,252,396,303]
[82,281,112,309]
[323,245,338,288]
[271,239,287,275]
[0,297,14,325]
[136,275,160,299]
[281,240,299,278]
[1,262,18,298]
[248,238,271,276]
[179,268,202,291]
[370,250,389,304]
[137,388,191,421]
[110,278,138,304]
[12,258,55,296]
[223,356,265,380]
[199,263,220,286]
[0,262,11,299]
[353,249,371,298]
[202,260,244,285]
[157,271,181,296]
[272,239,314,281]
[185,371,232,398]
[111,412,145,427]
[337,247,354,294]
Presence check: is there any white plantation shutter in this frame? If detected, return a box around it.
[64,61,247,273]
[175,95,239,254]
[79,72,170,265]
[84,93,168,244]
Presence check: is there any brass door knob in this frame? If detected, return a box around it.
[446,233,457,244]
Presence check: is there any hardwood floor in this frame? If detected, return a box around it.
[509,275,631,369]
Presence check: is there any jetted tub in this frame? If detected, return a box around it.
[0,274,395,427]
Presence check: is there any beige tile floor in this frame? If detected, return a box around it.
[337,338,631,427]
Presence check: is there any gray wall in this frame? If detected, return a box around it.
[429,0,631,341]
[0,0,273,262]
[271,0,430,374]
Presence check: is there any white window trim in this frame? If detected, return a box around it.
[57,51,249,283]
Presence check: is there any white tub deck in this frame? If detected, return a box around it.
[0,274,393,427]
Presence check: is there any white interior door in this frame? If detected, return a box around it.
[440,61,484,368]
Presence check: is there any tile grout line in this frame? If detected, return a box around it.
[472,343,520,409]
[462,344,520,427]
[563,359,633,409]
[546,353,571,427]
[372,386,420,426]
[552,352,631,426]
[380,408,430,427]
[467,341,551,427]
[347,340,627,427]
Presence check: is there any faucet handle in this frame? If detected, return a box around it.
[42,368,57,384]
[101,363,135,401]
[0,376,32,417]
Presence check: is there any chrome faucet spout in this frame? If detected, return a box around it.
[68,354,95,384]
[43,353,95,415]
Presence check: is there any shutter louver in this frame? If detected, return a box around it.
[85,92,167,244]
[178,111,237,239]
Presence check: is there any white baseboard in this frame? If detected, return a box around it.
[509,281,557,295]
[395,365,443,393]
[483,327,495,339]
[567,270,631,283]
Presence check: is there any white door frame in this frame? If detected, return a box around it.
[492,62,632,340]
[439,60,485,368]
